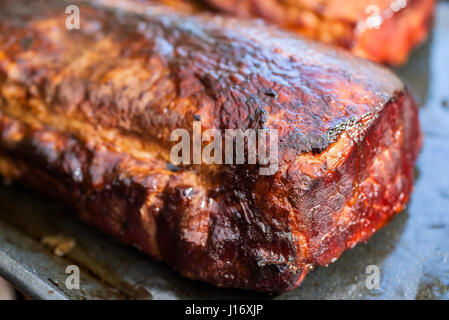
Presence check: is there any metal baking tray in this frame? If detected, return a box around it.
[0,1,448,300]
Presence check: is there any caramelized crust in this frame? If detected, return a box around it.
[0,0,421,291]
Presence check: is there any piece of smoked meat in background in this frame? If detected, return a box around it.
[165,0,436,65]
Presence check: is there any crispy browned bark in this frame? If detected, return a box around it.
[200,0,436,65]
[0,0,421,291]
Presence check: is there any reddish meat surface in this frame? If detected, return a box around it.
[0,0,421,291]
[200,0,436,65]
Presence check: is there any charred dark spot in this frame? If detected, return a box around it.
[264,88,277,98]
[20,36,33,49]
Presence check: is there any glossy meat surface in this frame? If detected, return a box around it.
[201,0,436,64]
[0,0,421,291]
